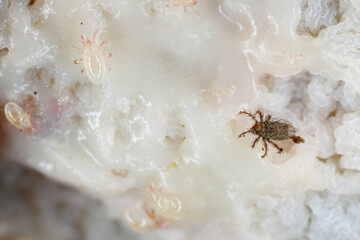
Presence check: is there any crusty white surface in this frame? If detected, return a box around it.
[1,0,360,239]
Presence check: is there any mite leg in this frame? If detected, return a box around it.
[144,205,166,229]
[255,110,264,122]
[81,36,86,46]
[237,111,258,123]
[190,6,199,15]
[98,40,106,48]
[72,44,81,50]
[103,53,112,58]
[237,130,251,139]
[145,208,156,221]
[252,136,261,148]
[92,29,99,43]
[266,139,283,153]
[291,135,305,144]
[74,59,85,73]
[265,115,271,121]
[74,59,83,64]
[261,138,268,158]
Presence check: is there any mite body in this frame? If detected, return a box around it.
[4,102,39,134]
[73,30,112,84]
[237,110,304,158]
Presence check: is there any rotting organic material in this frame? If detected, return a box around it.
[73,30,112,84]
[4,102,39,135]
[237,110,304,158]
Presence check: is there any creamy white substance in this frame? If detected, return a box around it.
[1,0,360,239]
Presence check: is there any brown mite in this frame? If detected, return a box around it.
[237,110,304,158]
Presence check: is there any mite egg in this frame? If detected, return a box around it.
[4,102,38,134]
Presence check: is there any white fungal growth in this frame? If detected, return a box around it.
[4,102,38,134]
[73,30,112,84]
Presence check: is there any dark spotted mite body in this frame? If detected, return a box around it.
[237,110,304,158]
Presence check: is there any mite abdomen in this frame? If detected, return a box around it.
[263,121,295,140]
[4,102,31,130]
[83,46,106,84]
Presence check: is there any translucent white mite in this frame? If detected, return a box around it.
[73,30,112,84]
[161,0,199,15]
[4,102,38,134]
[149,184,183,220]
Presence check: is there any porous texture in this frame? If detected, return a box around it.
[296,0,343,37]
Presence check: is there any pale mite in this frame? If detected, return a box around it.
[73,30,112,84]
[4,102,37,134]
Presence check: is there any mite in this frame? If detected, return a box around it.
[4,101,39,135]
[237,110,304,158]
[73,30,112,84]
[162,0,199,15]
